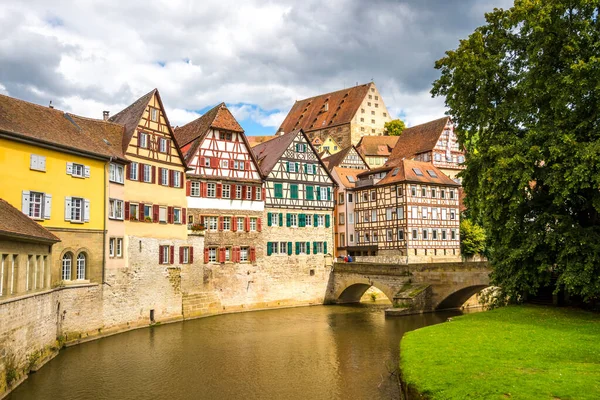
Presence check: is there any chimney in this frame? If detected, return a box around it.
[48,101,54,109]
[103,111,110,121]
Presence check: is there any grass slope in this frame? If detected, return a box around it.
[400,305,600,399]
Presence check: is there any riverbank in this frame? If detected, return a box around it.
[400,305,600,399]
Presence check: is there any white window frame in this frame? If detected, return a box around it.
[236,185,242,199]
[109,238,115,257]
[161,245,170,264]
[182,247,190,264]
[223,184,231,199]
[246,186,252,200]
[174,208,182,224]
[130,162,139,180]
[109,199,124,220]
[223,217,231,231]
[317,215,324,227]
[29,192,44,219]
[240,247,249,262]
[236,217,244,231]
[143,165,152,183]
[159,138,168,153]
[110,163,124,184]
[76,253,86,280]
[71,197,84,222]
[290,214,298,227]
[139,132,148,148]
[191,182,200,197]
[173,172,181,188]
[61,254,72,281]
[272,213,279,226]
[250,217,257,231]
[116,238,123,257]
[72,163,84,178]
[320,187,328,201]
[207,183,216,198]
[255,187,262,200]
[298,242,307,254]
[208,216,218,231]
[161,168,169,186]
[208,248,217,263]
[151,108,159,122]
[279,242,287,254]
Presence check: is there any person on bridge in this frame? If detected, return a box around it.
[347,255,353,263]
[344,256,348,263]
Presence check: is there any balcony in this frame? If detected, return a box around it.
[355,177,381,188]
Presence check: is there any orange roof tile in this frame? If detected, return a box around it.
[355,135,399,156]
[332,166,368,189]
[247,135,278,148]
[387,117,449,162]
[0,198,60,243]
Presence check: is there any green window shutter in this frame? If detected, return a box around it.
[313,241,317,254]
[286,213,291,227]
[275,183,283,198]
[303,144,307,153]
[267,242,272,256]
[325,214,331,228]
[313,214,318,226]
[306,186,314,200]
[295,162,299,172]
[303,163,307,174]
[306,241,310,253]
[279,213,283,226]
[327,187,331,201]
[295,143,299,152]
[316,186,321,200]
[287,242,292,255]
[323,241,328,254]
[291,185,298,199]
[267,212,272,227]
[286,162,290,172]
[295,242,300,255]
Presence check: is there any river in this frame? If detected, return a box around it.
[8,303,462,400]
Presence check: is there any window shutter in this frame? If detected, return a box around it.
[66,162,73,175]
[279,213,283,226]
[84,165,91,178]
[153,205,159,223]
[286,213,291,227]
[189,247,194,263]
[179,172,184,188]
[327,187,331,201]
[257,218,262,232]
[22,191,30,216]
[182,208,187,225]
[137,133,141,147]
[186,180,191,196]
[303,164,307,174]
[241,185,246,199]
[170,245,174,264]
[250,247,256,262]
[287,242,292,256]
[261,187,265,201]
[219,216,224,231]
[286,162,290,172]
[295,162,299,172]
[30,155,37,170]
[126,163,131,180]
[44,194,52,219]
[152,166,156,183]
[84,199,91,222]
[313,242,317,254]
[230,185,236,200]
[299,213,305,227]
[124,201,130,220]
[204,248,209,263]
[140,164,145,182]
[245,161,250,170]
[245,216,250,232]
[232,218,238,232]
[167,139,171,155]
[179,247,183,264]
[306,242,310,253]
[219,247,226,263]
[313,214,318,226]
[325,214,330,228]
[201,182,208,197]
[210,158,219,168]
[295,242,300,255]
[251,187,256,201]
[323,241,328,254]
[168,206,174,224]
[267,242,272,256]
[169,170,175,187]
[159,245,164,264]
[316,186,321,200]
[216,183,222,198]
[267,212,272,227]
[64,197,72,221]
[200,156,205,167]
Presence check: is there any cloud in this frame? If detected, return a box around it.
[0,0,513,134]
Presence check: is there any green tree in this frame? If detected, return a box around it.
[384,119,406,136]
[432,0,600,301]
[460,219,486,256]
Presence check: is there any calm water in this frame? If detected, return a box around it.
[8,303,461,400]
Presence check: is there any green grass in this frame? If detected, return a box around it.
[400,305,600,399]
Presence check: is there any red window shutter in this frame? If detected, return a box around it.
[204,248,209,263]
[126,164,131,180]
[153,204,159,223]
[262,187,266,201]
[169,170,175,187]
[257,218,262,232]
[139,164,145,182]
[139,203,145,220]
[179,172,184,189]
[168,206,174,224]
[232,218,237,232]
[200,156,205,167]
[242,186,246,199]
[167,139,171,155]
[230,158,234,169]
[189,247,194,263]
[245,216,250,232]
[152,166,156,183]
[219,247,225,263]
[200,215,205,226]
[230,185,236,200]
[219,216,224,231]
[186,180,191,196]
[182,208,187,224]
[179,247,183,264]
[170,245,174,264]
[201,182,207,197]
[158,167,163,185]
[250,247,256,262]
[236,247,241,263]
[251,186,256,200]
[137,133,141,147]
[216,183,222,198]
[159,245,164,264]
[125,201,130,220]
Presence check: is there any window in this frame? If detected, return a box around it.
[398,230,404,240]
[442,209,448,220]
[240,247,249,262]
[288,162,297,173]
[221,132,233,141]
[203,158,211,167]
[297,242,307,254]
[208,216,218,231]
[271,213,279,226]
[348,213,354,224]
[161,168,169,186]
[236,185,243,199]
[290,214,298,227]
[371,210,377,222]
[317,215,324,227]
[412,168,423,176]
[182,247,190,264]
[387,229,393,241]
[411,186,416,196]
[422,187,426,197]
[450,209,456,220]
[76,253,86,280]
[368,102,371,106]
[109,199,124,220]
[223,184,231,199]
[442,230,447,240]
[209,248,217,263]
[223,217,231,231]
[143,164,152,183]
[386,208,393,221]
[71,197,84,222]
[432,208,438,219]
[274,184,283,198]
[360,127,365,132]
[28,192,44,219]
[339,212,345,225]
[431,188,436,198]
[314,242,323,253]
[423,230,428,240]
[340,234,345,247]
[368,94,372,99]
[305,214,312,226]
[130,162,138,180]
[143,204,152,221]
[296,143,306,153]
[412,229,418,240]
[207,183,216,198]
[221,159,229,169]
[109,163,124,183]
[433,230,438,240]
[370,190,376,201]
[423,207,428,219]
[255,187,261,201]
[173,172,181,188]
[109,238,115,257]
[348,192,354,203]
[441,190,446,199]
[435,153,441,161]
[237,217,244,231]
[459,155,465,163]
[375,96,379,100]
[159,138,168,153]
[234,160,245,170]
[174,208,182,224]
[361,108,365,113]
[71,163,84,177]
[397,206,404,219]
[61,253,72,281]
[139,132,148,148]
[427,169,438,178]
[225,247,231,262]
[191,182,200,196]
[250,218,257,231]
[116,238,123,257]
[321,187,329,201]
[371,111,375,115]
[375,103,379,108]
[371,119,375,124]
[151,108,159,122]
[160,245,170,264]
[411,206,418,219]
[451,230,457,240]
[129,203,139,221]
[339,193,345,204]
[373,232,379,243]
[246,186,252,200]
[30,154,46,171]
[159,207,167,222]
[450,190,455,199]
[360,117,365,122]
[364,232,370,243]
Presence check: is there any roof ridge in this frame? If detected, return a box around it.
[295,83,371,103]
[0,93,66,115]
[108,88,156,122]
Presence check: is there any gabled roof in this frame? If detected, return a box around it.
[332,167,368,189]
[387,117,450,162]
[67,115,127,162]
[109,89,156,152]
[173,103,258,170]
[366,159,460,187]
[278,83,371,134]
[355,135,399,157]
[247,135,277,148]
[0,94,124,160]
[0,198,60,243]
[321,145,368,171]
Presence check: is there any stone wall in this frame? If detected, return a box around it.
[49,228,104,284]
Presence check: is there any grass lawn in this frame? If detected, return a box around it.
[400,305,600,399]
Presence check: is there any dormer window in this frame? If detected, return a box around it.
[412,168,423,176]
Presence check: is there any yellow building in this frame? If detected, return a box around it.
[0,94,125,285]
[321,136,341,155]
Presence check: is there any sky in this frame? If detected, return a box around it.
[0,0,514,136]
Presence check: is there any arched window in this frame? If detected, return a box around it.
[76,253,86,280]
[62,253,72,281]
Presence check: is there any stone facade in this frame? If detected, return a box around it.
[0,240,52,298]
[48,228,104,285]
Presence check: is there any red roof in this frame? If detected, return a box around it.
[355,136,399,157]
[387,117,449,162]
[361,159,460,187]
[0,199,60,243]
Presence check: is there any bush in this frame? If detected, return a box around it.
[459,219,486,256]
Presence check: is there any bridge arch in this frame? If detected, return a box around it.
[435,284,490,310]
[334,278,397,304]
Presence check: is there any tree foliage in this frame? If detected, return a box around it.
[432,0,600,300]
[460,218,486,256]
[384,119,406,136]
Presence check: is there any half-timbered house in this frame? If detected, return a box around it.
[387,117,465,181]
[173,103,263,266]
[355,135,399,168]
[321,145,369,171]
[353,159,461,262]
[331,167,367,258]
[252,129,336,270]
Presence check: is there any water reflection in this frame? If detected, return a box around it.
[8,304,462,400]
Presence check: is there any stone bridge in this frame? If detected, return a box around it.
[325,261,491,315]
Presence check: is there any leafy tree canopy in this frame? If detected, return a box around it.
[432,0,600,300]
[460,218,487,256]
[384,119,406,136]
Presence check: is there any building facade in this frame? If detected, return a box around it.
[174,103,263,266]
[278,82,392,148]
[355,136,399,168]
[322,145,369,171]
[331,167,366,258]
[253,129,335,269]
[353,160,461,262]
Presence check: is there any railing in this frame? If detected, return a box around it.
[355,177,381,188]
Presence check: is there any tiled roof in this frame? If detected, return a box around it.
[109,89,156,152]
[332,167,367,189]
[355,135,399,156]
[252,130,300,175]
[387,117,449,162]
[0,198,60,243]
[278,83,371,134]
[0,94,124,160]
[67,115,127,161]
[247,135,278,148]
[321,145,368,171]
[173,103,254,167]
[376,159,460,187]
